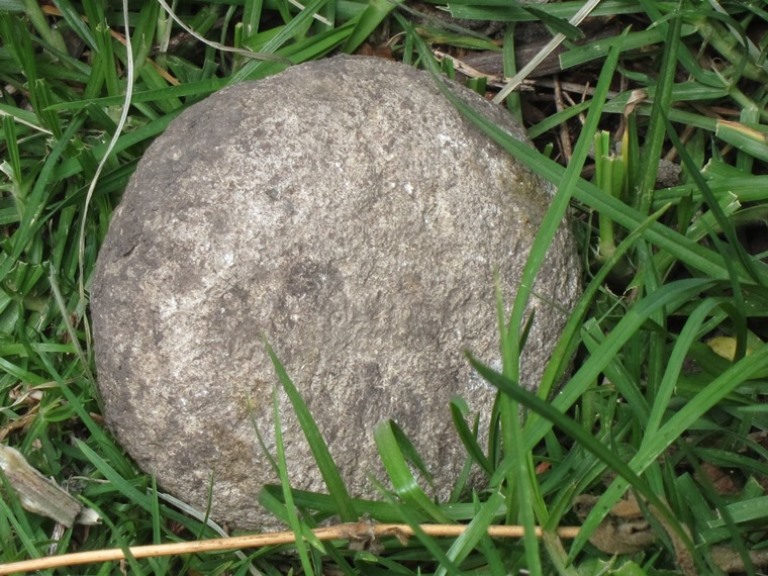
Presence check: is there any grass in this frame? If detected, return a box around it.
[1,0,768,574]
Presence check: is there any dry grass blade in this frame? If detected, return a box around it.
[0,522,582,575]
[491,0,602,103]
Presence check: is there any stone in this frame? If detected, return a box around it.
[90,55,581,530]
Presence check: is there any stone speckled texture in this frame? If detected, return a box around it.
[91,55,581,529]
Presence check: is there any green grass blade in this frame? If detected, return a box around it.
[373,420,451,523]
[707,495,768,527]
[435,490,505,576]
[264,340,356,522]
[715,121,768,162]
[229,0,330,83]
[260,484,432,523]
[635,8,681,213]
[466,354,691,562]
[505,26,627,365]
[645,298,725,437]
[0,117,83,283]
[76,439,154,514]
[450,396,493,477]
[519,278,715,454]
[375,482,465,576]
[46,78,230,111]
[586,344,768,561]
[342,0,403,53]
[536,205,669,407]
[271,386,317,575]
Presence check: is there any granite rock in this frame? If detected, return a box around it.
[90,55,581,529]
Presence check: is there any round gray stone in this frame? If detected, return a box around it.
[91,55,581,529]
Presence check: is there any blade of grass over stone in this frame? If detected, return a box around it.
[272,387,316,576]
[414,28,540,572]
[450,397,493,477]
[373,420,451,523]
[388,420,434,487]
[259,486,296,526]
[503,27,626,368]
[489,34,628,527]
[491,268,538,562]
[264,341,356,522]
[403,28,756,289]
[411,30,544,565]
[260,484,426,523]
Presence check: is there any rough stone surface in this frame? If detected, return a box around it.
[91,55,581,529]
